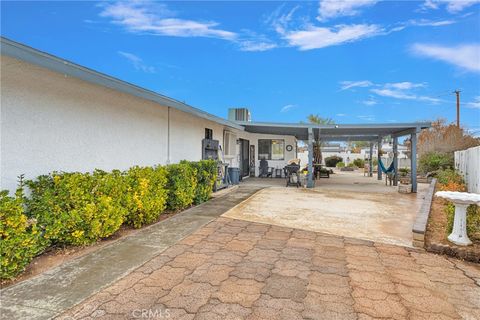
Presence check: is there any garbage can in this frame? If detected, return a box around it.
[228,167,240,185]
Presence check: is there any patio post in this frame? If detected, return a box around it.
[393,136,398,186]
[307,127,314,188]
[369,142,373,177]
[377,137,382,180]
[411,130,418,193]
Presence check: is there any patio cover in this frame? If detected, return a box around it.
[237,121,431,192]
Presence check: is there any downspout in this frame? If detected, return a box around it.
[167,106,170,164]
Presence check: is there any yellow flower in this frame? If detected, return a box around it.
[72,230,84,238]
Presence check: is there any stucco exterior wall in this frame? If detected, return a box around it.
[0,55,297,192]
[0,56,229,191]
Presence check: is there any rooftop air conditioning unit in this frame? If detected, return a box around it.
[228,108,251,122]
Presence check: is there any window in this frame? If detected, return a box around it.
[224,131,237,156]
[258,139,284,160]
[205,128,213,140]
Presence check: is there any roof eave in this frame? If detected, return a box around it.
[0,37,244,131]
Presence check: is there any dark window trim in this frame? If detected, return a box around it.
[258,139,285,160]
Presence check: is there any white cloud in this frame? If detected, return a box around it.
[385,82,426,90]
[285,24,382,50]
[340,80,373,90]
[411,43,480,72]
[118,51,155,73]
[466,96,480,109]
[357,115,375,121]
[362,99,378,106]
[421,0,480,13]
[371,87,441,103]
[101,1,278,52]
[100,1,236,40]
[281,104,298,112]
[238,41,277,52]
[336,113,347,116]
[317,0,378,21]
[407,18,456,27]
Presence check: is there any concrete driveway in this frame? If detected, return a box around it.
[223,182,427,247]
[58,217,480,320]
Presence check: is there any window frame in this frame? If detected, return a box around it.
[258,139,285,160]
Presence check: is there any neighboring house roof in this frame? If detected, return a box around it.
[0,37,244,131]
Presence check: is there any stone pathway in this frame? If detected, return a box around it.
[0,186,263,320]
[57,217,480,320]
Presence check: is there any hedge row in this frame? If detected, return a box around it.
[0,160,217,279]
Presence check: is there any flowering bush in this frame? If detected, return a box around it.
[4,160,215,279]
[26,170,127,246]
[191,160,217,205]
[436,169,466,192]
[167,162,198,210]
[123,166,168,228]
[1,187,42,279]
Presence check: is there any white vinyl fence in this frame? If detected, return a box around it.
[455,146,480,194]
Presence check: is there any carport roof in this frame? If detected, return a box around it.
[236,121,431,141]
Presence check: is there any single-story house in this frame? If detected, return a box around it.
[0,37,430,193]
[0,37,297,192]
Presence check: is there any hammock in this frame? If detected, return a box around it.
[378,158,395,174]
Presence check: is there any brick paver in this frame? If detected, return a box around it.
[58,217,480,320]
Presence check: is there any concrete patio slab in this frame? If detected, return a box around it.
[0,186,263,320]
[224,176,429,246]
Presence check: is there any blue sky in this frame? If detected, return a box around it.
[2,1,480,133]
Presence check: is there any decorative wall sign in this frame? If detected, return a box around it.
[286,145,293,152]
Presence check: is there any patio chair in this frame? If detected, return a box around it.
[259,159,273,178]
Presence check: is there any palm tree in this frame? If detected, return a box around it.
[306,114,335,166]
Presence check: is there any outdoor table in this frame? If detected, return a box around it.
[435,191,480,246]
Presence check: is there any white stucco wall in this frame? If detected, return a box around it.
[232,131,296,176]
[0,56,230,192]
[0,55,299,192]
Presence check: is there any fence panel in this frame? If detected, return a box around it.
[455,146,480,194]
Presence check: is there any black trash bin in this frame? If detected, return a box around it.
[228,167,240,185]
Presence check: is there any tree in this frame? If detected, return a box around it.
[418,119,479,156]
[350,141,369,153]
[306,115,334,165]
[415,119,480,174]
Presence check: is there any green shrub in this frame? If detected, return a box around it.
[446,203,480,242]
[436,169,463,186]
[399,167,410,177]
[1,187,42,279]
[418,152,454,174]
[353,159,365,168]
[325,156,343,167]
[347,162,356,168]
[26,170,127,246]
[336,162,345,168]
[191,160,217,204]
[123,166,168,228]
[167,162,198,210]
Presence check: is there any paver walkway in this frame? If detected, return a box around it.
[57,217,480,320]
[0,186,263,320]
